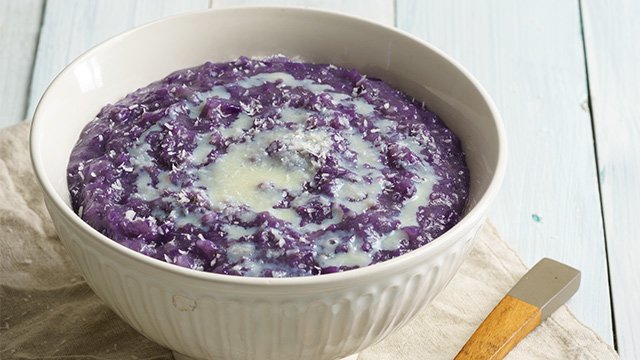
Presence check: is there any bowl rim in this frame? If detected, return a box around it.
[30,5,507,287]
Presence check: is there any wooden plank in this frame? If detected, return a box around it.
[0,0,43,128]
[27,0,209,117]
[582,0,640,357]
[397,0,613,344]
[210,0,395,27]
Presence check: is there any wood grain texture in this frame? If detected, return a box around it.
[582,0,640,357]
[396,0,613,344]
[26,0,209,117]
[210,0,395,26]
[0,0,43,128]
[455,295,542,360]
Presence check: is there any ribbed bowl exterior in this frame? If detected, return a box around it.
[45,194,481,360]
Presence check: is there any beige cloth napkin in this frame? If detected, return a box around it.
[0,122,618,360]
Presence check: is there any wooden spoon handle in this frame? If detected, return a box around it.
[454,295,542,360]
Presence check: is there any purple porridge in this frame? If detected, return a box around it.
[67,56,469,277]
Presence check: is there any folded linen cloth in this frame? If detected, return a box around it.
[0,122,618,359]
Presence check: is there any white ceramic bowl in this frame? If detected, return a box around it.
[30,7,505,360]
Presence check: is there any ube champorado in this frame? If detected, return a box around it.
[67,56,469,277]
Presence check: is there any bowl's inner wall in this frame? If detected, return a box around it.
[33,8,500,218]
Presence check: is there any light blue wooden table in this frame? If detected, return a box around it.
[1,0,637,358]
